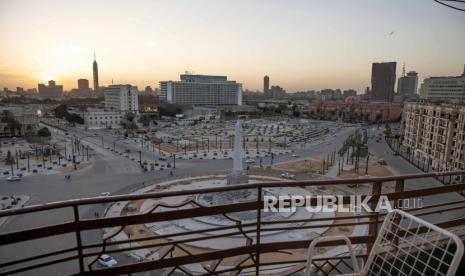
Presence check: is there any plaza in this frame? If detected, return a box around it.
[1,119,465,275]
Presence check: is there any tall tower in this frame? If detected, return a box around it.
[93,53,99,93]
[263,75,269,97]
[371,62,396,102]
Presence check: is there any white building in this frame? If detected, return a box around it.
[83,109,131,129]
[420,66,465,102]
[104,85,139,112]
[160,74,242,106]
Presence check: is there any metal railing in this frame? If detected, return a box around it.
[1,171,465,275]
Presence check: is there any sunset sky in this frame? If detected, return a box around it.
[0,0,464,93]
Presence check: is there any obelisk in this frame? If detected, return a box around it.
[227,119,249,185]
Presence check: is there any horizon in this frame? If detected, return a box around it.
[1,0,464,93]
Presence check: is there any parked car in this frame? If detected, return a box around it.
[97,254,117,267]
[99,192,111,197]
[245,159,255,164]
[292,154,299,158]
[280,172,295,179]
[7,176,21,182]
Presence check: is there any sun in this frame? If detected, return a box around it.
[40,74,56,83]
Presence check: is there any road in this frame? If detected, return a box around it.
[366,126,465,224]
[0,123,380,275]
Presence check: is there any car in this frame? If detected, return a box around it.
[97,254,117,267]
[245,159,255,164]
[16,173,23,177]
[32,169,38,173]
[99,192,111,197]
[292,154,299,158]
[7,176,21,182]
[281,172,295,179]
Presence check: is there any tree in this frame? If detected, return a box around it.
[37,127,51,137]
[66,113,84,124]
[125,112,136,122]
[53,104,68,119]
[53,104,83,125]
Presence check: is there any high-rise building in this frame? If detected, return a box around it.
[397,71,418,98]
[419,66,465,102]
[264,75,270,97]
[78,79,90,93]
[160,74,242,106]
[38,80,63,99]
[371,62,396,102]
[93,54,99,93]
[104,85,139,112]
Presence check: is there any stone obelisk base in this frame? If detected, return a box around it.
[226,172,249,185]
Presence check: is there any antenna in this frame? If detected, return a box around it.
[112,78,114,85]
[94,52,96,61]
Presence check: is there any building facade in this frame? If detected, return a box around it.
[82,109,127,129]
[371,62,396,102]
[0,106,39,136]
[104,85,139,112]
[38,80,63,99]
[160,74,242,106]
[401,102,465,171]
[420,68,465,102]
[308,97,402,123]
[397,71,418,98]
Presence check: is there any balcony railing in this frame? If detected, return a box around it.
[1,171,465,275]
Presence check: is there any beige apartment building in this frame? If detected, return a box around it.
[401,102,465,171]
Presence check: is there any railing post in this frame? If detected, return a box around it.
[393,179,404,252]
[368,181,382,254]
[256,187,262,275]
[73,205,85,273]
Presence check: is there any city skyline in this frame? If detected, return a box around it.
[1,0,464,92]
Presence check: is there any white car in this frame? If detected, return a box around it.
[281,172,295,179]
[7,176,21,182]
[245,159,255,164]
[98,254,117,267]
[291,154,299,157]
[99,192,111,197]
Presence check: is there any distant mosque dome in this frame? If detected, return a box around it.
[345,96,359,104]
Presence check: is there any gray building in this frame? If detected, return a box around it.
[397,71,418,98]
[38,80,63,99]
[420,67,465,102]
[104,85,139,112]
[160,74,242,106]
